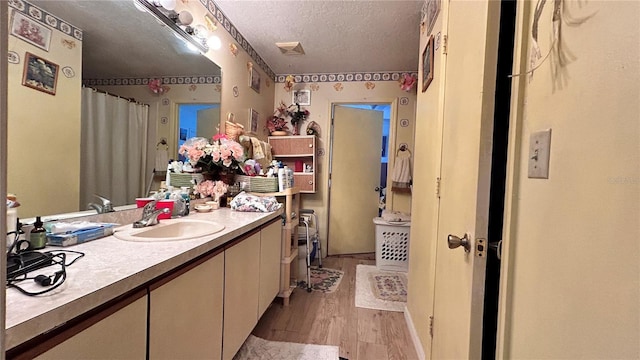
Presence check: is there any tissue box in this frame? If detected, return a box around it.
[46,224,115,247]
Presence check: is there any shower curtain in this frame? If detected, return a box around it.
[80,88,150,209]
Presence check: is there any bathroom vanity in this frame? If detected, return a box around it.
[5,208,283,360]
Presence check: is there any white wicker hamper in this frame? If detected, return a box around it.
[374,217,411,272]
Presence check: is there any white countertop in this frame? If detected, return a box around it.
[5,208,282,350]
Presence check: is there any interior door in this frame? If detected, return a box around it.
[197,106,220,139]
[328,105,383,255]
[430,1,500,359]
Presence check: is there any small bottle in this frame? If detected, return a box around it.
[283,166,291,190]
[278,167,286,192]
[29,216,47,250]
[287,167,294,188]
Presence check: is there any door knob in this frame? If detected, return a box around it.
[375,187,381,192]
[447,233,470,252]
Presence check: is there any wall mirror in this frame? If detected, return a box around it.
[9,0,222,219]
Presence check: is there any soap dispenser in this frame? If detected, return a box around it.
[29,216,46,250]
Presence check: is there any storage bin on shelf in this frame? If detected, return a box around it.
[235,174,279,193]
[373,217,411,272]
[168,172,204,187]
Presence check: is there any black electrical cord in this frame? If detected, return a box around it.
[6,250,85,296]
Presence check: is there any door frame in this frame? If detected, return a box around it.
[495,1,531,358]
[171,102,220,160]
[1,1,8,353]
[326,99,398,255]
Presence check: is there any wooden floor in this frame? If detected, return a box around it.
[253,255,419,360]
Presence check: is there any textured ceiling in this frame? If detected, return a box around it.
[26,0,422,80]
[215,0,423,75]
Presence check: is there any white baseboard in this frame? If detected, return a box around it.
[404,305,426,360]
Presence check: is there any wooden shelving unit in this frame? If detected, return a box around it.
[268,135,316,193]
[251,187,300,306]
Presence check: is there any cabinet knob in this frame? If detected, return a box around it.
[308,143,313,148]
[308,181,313,185]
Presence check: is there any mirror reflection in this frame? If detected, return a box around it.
[7,0,222,219]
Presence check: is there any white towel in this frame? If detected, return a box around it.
[391,152,412,192]
[155,148,169,171]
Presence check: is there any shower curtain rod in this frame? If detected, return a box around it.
[82,85,149,106]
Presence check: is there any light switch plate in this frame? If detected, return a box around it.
[528,129,552,179]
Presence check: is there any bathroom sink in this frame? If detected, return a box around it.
[114,219,225,242]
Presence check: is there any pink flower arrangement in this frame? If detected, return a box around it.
[399,73,417,92]
[179,135,246,174]
[148,78,169,95]
[194,180,228,199]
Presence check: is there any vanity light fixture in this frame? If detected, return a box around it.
[171,10,194,26]
[147,0,176,11]
[133,0,208,53]
[207,35,222,50]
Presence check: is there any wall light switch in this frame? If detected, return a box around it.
[528,129,552,179]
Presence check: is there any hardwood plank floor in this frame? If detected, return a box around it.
[253,255,419,360]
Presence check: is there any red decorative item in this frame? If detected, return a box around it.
[399,73,417,92]
[148,78,169,95]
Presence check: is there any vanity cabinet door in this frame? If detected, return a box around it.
[149,251,224,360]
[223,231,261,360]
[35,295,147,360]
[259,220,282,317]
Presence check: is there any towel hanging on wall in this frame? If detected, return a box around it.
[391,146,412,194]
[155,139,169,171]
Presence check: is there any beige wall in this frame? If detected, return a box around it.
[7,7,82,218]
[406,6,445,356]
[176,1,275,143]
[500,1,640,358]
[408,0,639,358]
[273,80,416,255]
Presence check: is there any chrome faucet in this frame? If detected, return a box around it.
[88,194,114,214]
[133,201,170,228]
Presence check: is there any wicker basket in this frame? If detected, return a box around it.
[168,173,204,187]
[225,121,244,141]
[236,175,278,193]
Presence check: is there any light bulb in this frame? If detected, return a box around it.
[159,0,176,10]
[177,10,193,26]
[207,35,222,50]
[194,25,208,39]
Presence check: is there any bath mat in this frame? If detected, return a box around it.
[297,267,344,293]
[369,272,408,302]
[234,334,340,360]
[355,264,407,312]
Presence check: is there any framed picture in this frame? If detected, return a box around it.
[422,35,434,92]
[10,11,52,51]
[22,52,59,95]
[249,108,259,134]
[292,89,311,106]
[422,0,441,36]
[249,67,260,93]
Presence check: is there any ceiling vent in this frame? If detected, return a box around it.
[276,42,305,55]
